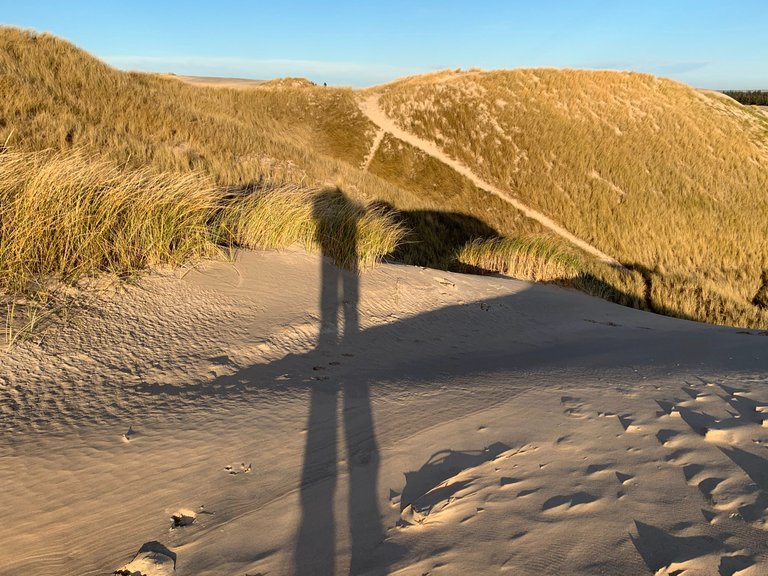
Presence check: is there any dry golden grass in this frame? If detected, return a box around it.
[0,149,403,331]
[376,68,768,327]
[2,28,767,329]
[0,29,409,280]
[0,28,377,184]
[0,150,219,294]
[368,134,547,238]
[456,235,648,310]
[458,236,582,281]
[216,187,404,269]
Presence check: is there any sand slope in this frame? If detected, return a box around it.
[1,249,767,575]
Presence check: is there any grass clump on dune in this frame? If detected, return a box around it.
[216,187,405,269]
[457,235,648,310]
[0,149,220,294]
[458,236,582,282]
[0,150,404,301]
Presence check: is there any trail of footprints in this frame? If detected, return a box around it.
[619,378,768,573]
[649,380,768,528]
[560,382,768,532]
[390,399,639,529]
[389,387,767,574]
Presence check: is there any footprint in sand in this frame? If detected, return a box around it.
[517,488,539,498]
[655,428,681,446]
[630,521,722,575]
[615,471,634,484]
[224,462,252,475]
[560,396,590,419]
[583,318,621,327]
[122,426,138,442]
[541,492,598,512]
[170,508,197,528]
[719,554,756,576]
[585,463,611,475]
[617,413,637,432]
[114,541,176,576]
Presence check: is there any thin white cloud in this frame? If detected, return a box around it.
[101,54,422,86]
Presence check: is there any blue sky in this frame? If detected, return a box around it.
[2,1,766,88]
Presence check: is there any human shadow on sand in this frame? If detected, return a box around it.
[293,190,386,576]
[131,191,768,575]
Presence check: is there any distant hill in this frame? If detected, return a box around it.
[162,74,267,89]
[1,27,767,329]
[372,69,768,327]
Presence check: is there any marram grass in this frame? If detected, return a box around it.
[216,186,405,270]
[0,150,404,301]
[0,150,220,294]
[458,236,582,282]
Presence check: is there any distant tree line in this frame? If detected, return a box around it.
[722,90,768,106]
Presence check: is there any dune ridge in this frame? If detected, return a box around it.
[359,94,621,266]
[1,28,767,328]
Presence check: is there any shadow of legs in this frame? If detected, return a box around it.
[295,384,339,576]
[344,380,385,574]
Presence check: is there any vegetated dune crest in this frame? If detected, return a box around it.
[364,66,768,329]
[164,74,319,89]
[2,27,768,330]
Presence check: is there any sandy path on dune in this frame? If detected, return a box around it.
[361,127,385,172]
[358,94,622,266]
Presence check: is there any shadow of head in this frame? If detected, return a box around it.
[312,188,364,270]
[369,200,498,270]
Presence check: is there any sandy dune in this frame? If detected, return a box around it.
[1,249,767,575]
[358,95,622,267]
